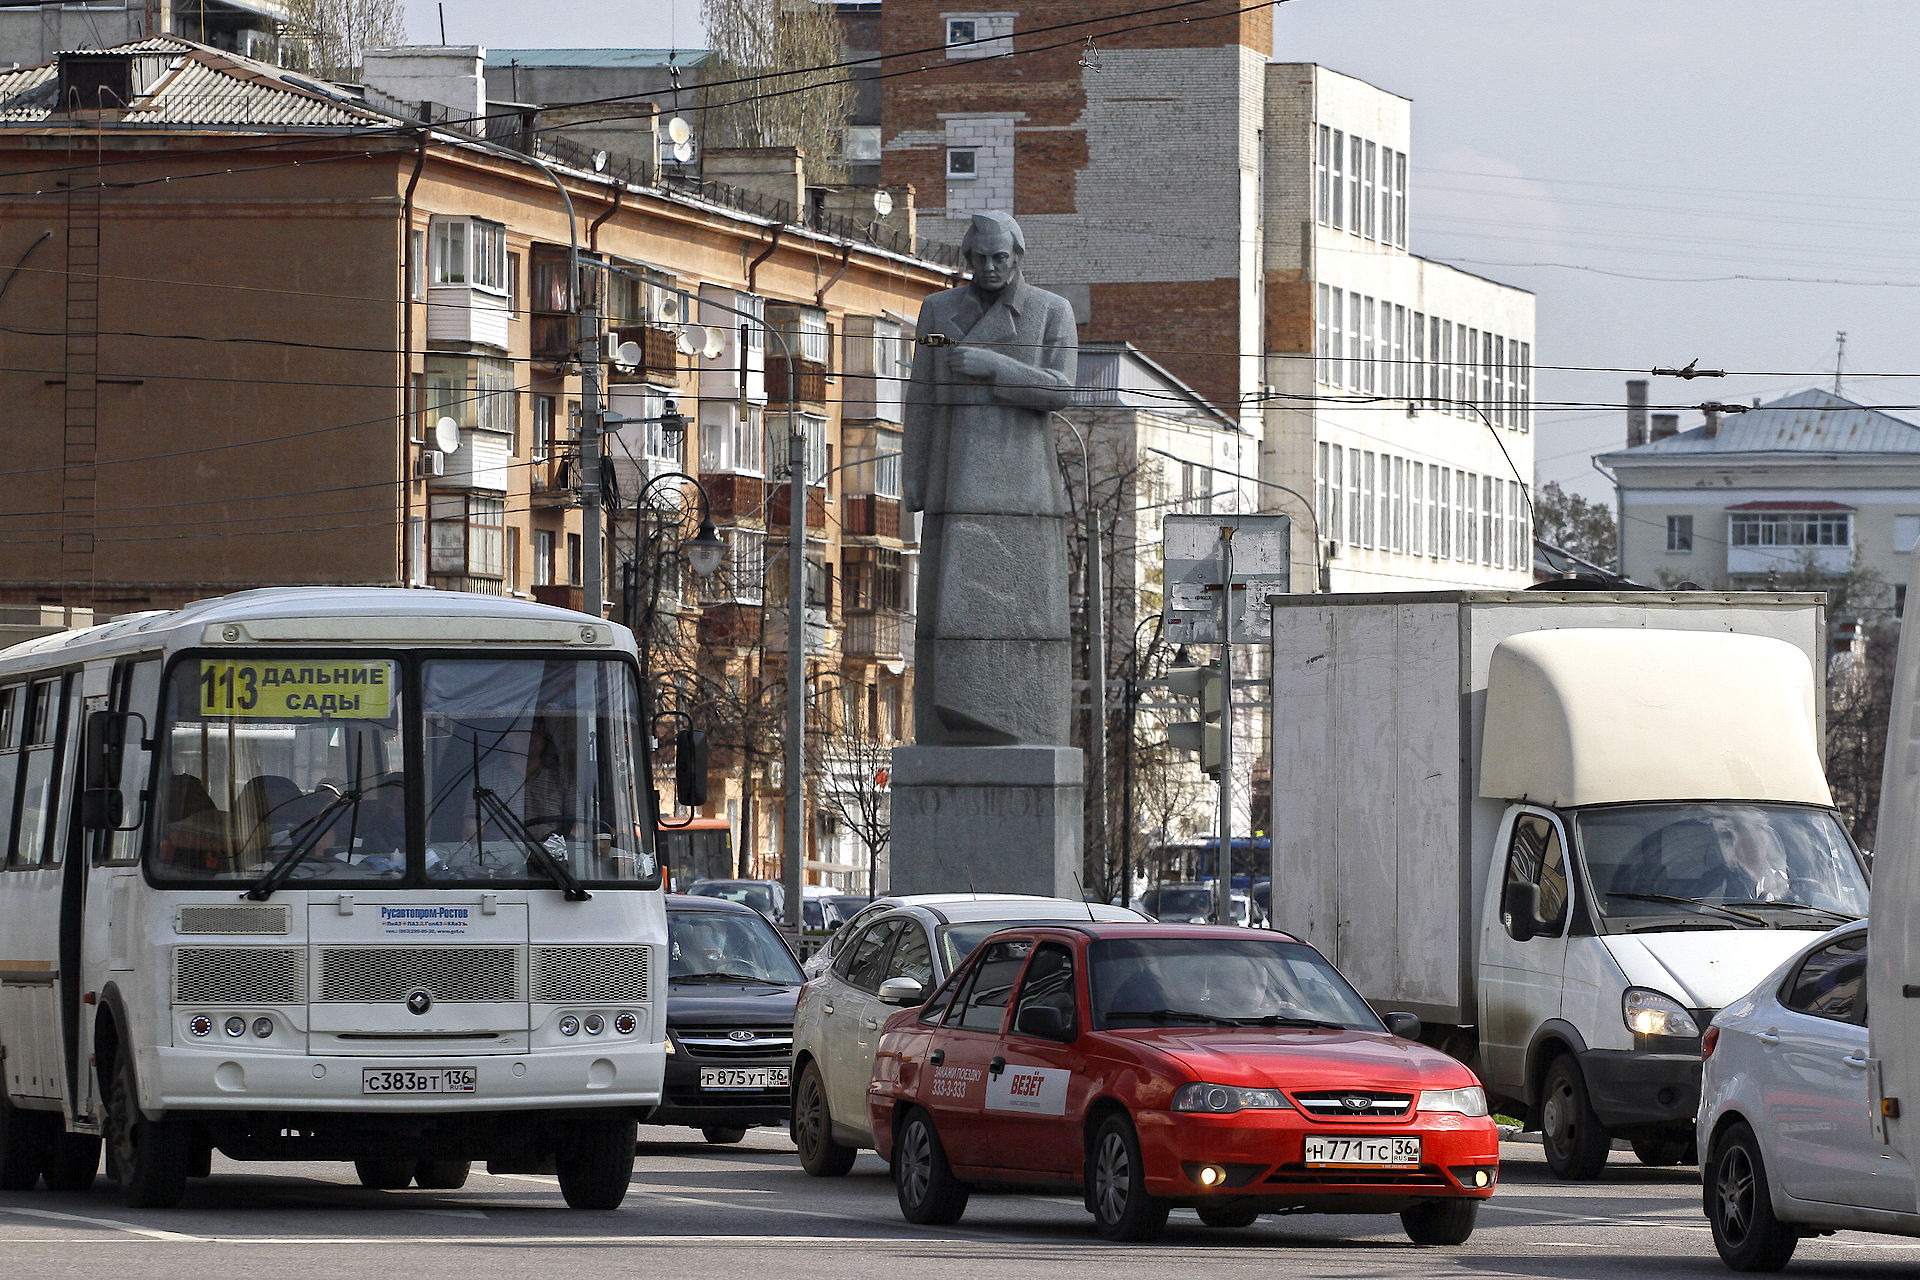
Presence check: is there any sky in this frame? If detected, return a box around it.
[410,0,1920,504]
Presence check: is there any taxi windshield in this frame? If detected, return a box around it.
[1088,936,1383,1032]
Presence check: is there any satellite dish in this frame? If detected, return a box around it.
[433,416,460,453]
[667,116,692,145]
[872,189,894,217]
[615,340,642,369]
[671,140,694,164]
[659,294,679,323]
[676,330,696,355]
[591,150,608,173]
[702,326,727,359]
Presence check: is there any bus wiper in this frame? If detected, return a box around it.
[1605,892,1768,926]
[463,733,589,901]
[1722,900,1863,923]
[246,787,362,901]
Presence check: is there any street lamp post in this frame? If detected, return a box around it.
[1054,413,1105,892]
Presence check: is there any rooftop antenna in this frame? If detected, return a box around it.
[437,3,446,43]
[1834,331,1847,397]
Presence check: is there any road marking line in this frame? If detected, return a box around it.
[0,1204,205,1241]
[1482,1202,1709,1232]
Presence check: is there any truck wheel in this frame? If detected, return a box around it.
[1402,1198,1480,1245]
[354,1158,414,1189]
[1631,1134,1696,1167]
[893,1107,968,1226]
[412,1159,471,1190]
[1706,1123,1797,1271]
[793,1063,856,1177]
[0,1095,49,1191]
[106,1049,189,1208]
[555,1113,637,1209]
[42,1131,102,1191]
[1088,1112,1169,1242]
[1540,1055,1611,1180]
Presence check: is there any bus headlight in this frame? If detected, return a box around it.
[614,1012,637,1035]
[189,1015,213,1038]
[224,1016,246,1037]
[584,1014,606,1036]
[558,1015,580,1037]
[252,1017,273,1039]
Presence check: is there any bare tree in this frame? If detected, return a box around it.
[281,0,407,81]
[805,684,893,897]
[700,0,854,183]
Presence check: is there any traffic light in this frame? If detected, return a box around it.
[1165,659,1223,776]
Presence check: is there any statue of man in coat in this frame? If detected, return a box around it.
[903,211,1078,747]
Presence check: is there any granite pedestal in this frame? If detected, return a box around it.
[887,745,1083,898]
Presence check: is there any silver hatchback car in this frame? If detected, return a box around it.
[790,894,1142,1175]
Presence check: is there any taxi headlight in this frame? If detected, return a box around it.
[1624,988,1700,1038]
[1171,1082,1295,1114]
[1416,1086,1489,1117]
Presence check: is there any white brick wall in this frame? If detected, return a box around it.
[941,113,1018,214]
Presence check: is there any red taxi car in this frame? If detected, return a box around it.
[868,923,1498,1243]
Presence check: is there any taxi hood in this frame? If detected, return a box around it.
[1122,1026,1472,1092]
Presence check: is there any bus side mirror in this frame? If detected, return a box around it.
[81,710,144,832]
[675,728,709,809]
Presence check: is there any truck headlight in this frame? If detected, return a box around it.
[1171,1083,1295,1113]
[1417,1086,1488,1117]
[1624,987,1699,1038]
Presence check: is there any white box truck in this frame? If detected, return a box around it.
[1270,590,1870,1180]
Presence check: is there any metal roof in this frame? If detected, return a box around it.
[1604,388,1920,459]
[484,49,711,69]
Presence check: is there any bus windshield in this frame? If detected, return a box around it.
[150,652,657,889]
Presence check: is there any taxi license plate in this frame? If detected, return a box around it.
[1303,1135,1421,1167]
[361,1067,477,1095]
[701,1067,788,1091]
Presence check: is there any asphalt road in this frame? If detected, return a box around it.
[0,1131,1916,1279]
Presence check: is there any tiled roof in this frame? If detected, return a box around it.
[1605,388,1920,458]
[0,36,393,129]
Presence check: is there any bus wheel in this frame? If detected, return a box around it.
[412,1159,472,1190]
[354,1158,414,1190]
[556,1113,637,1210]
[106,1050,189,1208]
[42,1131,102,1192]
[0,1095,50,1191]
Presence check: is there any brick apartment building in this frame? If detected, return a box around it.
[0,37,954,887]
[873,4,1536,590]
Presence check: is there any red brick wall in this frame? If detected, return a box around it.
[1265,270,1313,356]
[1087,278,1242,416]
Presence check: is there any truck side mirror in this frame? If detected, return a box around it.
[1503,881,1540,943]
[674,727,709,809]
[81,710,143,832]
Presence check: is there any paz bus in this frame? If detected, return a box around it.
[0,588,697,1209]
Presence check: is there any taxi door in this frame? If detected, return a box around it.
[978,939,1085,1179]
[920,937,1032,1171]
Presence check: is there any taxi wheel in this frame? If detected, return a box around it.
[1401,1198,1479,1245]
[794,1064,857,1177]
[412,1159,471,1190]
[893,1108,968,1226]
[1706,1123,1798,1272]
[1540,1055,1610,1181]
[1088,1113,1169,1242]
[355,1158,414,1190]
[1195,1202,1260,1228]
[702,1127,748,1146]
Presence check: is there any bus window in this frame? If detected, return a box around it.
[13,677,67,866]
[0,685,20,863]
[102,659,161,864]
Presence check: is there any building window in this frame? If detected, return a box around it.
[1347,291,1362,392]
[1898,585,1907,619]
[1361,452,1375,549]
[1410,461,1425,557]
[532,395,556,462]
[1330,129,1344,231]
[1896,514,1920,553]
[947,148,977,179]
[1361,298,1375,394]
[1314,283,1330,385]
[1728,511,1851,548]
[1315,124,1331,226]
[1392,304,1406,400]
[1390,455,1404,552]
[1328,287,1344,388]
[568,532,582,585]
[1411,311,1426,405]
[428,494,505,578]
[534,529,554,585]
[1362,140,1376,241]
[1429,465,1442,558]
[1346,448,1360,545]
[1666,515,1694,553]
[1316,442,1329,538]
[1394,149,1408,248]
[1519,342,1532,432]
[431,217,507,293]
[702,528,766,605]
[700,402,765,476]
[1348,134,1362,239]
[1329,445,1344,548]
[410,228,426,300]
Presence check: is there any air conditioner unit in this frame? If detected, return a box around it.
[417,450,445,477]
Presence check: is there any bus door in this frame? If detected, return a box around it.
[0,674,76,1105]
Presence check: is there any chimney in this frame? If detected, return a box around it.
[1626,379,1649,448]
[701,148,808,220]
[1651,413,1680,442]
[1703,405,1723,438]
[361,46,486,134]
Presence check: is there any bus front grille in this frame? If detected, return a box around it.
[175,947,306,1004]
[316,947,520,1003]
[530,946,650,1002]
[176,905,290,936]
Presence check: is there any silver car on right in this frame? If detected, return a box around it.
[790,893,1141,1175]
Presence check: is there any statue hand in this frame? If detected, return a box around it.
[948,346,1003,379]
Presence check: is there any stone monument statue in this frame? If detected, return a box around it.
[903,210,1079,746]
[888,211,1084,897]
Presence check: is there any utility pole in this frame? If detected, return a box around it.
[783,404,806,935]
[1215,524,1234,925]
[579,271,604,618]
[1835,330,1847,397]
[1085,462,1106,898]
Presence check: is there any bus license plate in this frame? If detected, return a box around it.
[361,1067,477,1095]
[1303,1135,1420,1167]
[700,1067,787,1091]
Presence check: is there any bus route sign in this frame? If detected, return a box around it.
[199,659,396,721]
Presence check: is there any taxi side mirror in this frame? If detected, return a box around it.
[877,976,924,1006]
[1015,1005,1072,1041]
[1384,1011,1422,1040]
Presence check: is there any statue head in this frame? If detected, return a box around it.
[961,211,1024,296]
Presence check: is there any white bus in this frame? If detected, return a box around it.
[0,588,692,1209]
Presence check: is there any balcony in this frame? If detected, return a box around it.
[702,473,766,523]
[698,602,765,648]
[531,584,583,611]
[610,324,680,382]
[765,355,828,406]
[769,485,827,530]
[843,610,906,660]
[766,605,833,656]
[844,494,901,539]
[1728,544,1850,578]
[532,313,573,365]
[529,456,577,508]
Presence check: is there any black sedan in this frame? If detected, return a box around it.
[653,894,805,1144]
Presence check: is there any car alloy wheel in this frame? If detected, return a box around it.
[794,1063,855,1177]
[899,1119,932,1205]
[1093,1128,1130,1225]
[1707,1123,1797,1272]
[892,1108,967,1226]
[1088,1113,1168,1242]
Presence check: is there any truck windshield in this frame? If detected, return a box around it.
[1572,802,1867,927]
[150,652,657,889]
